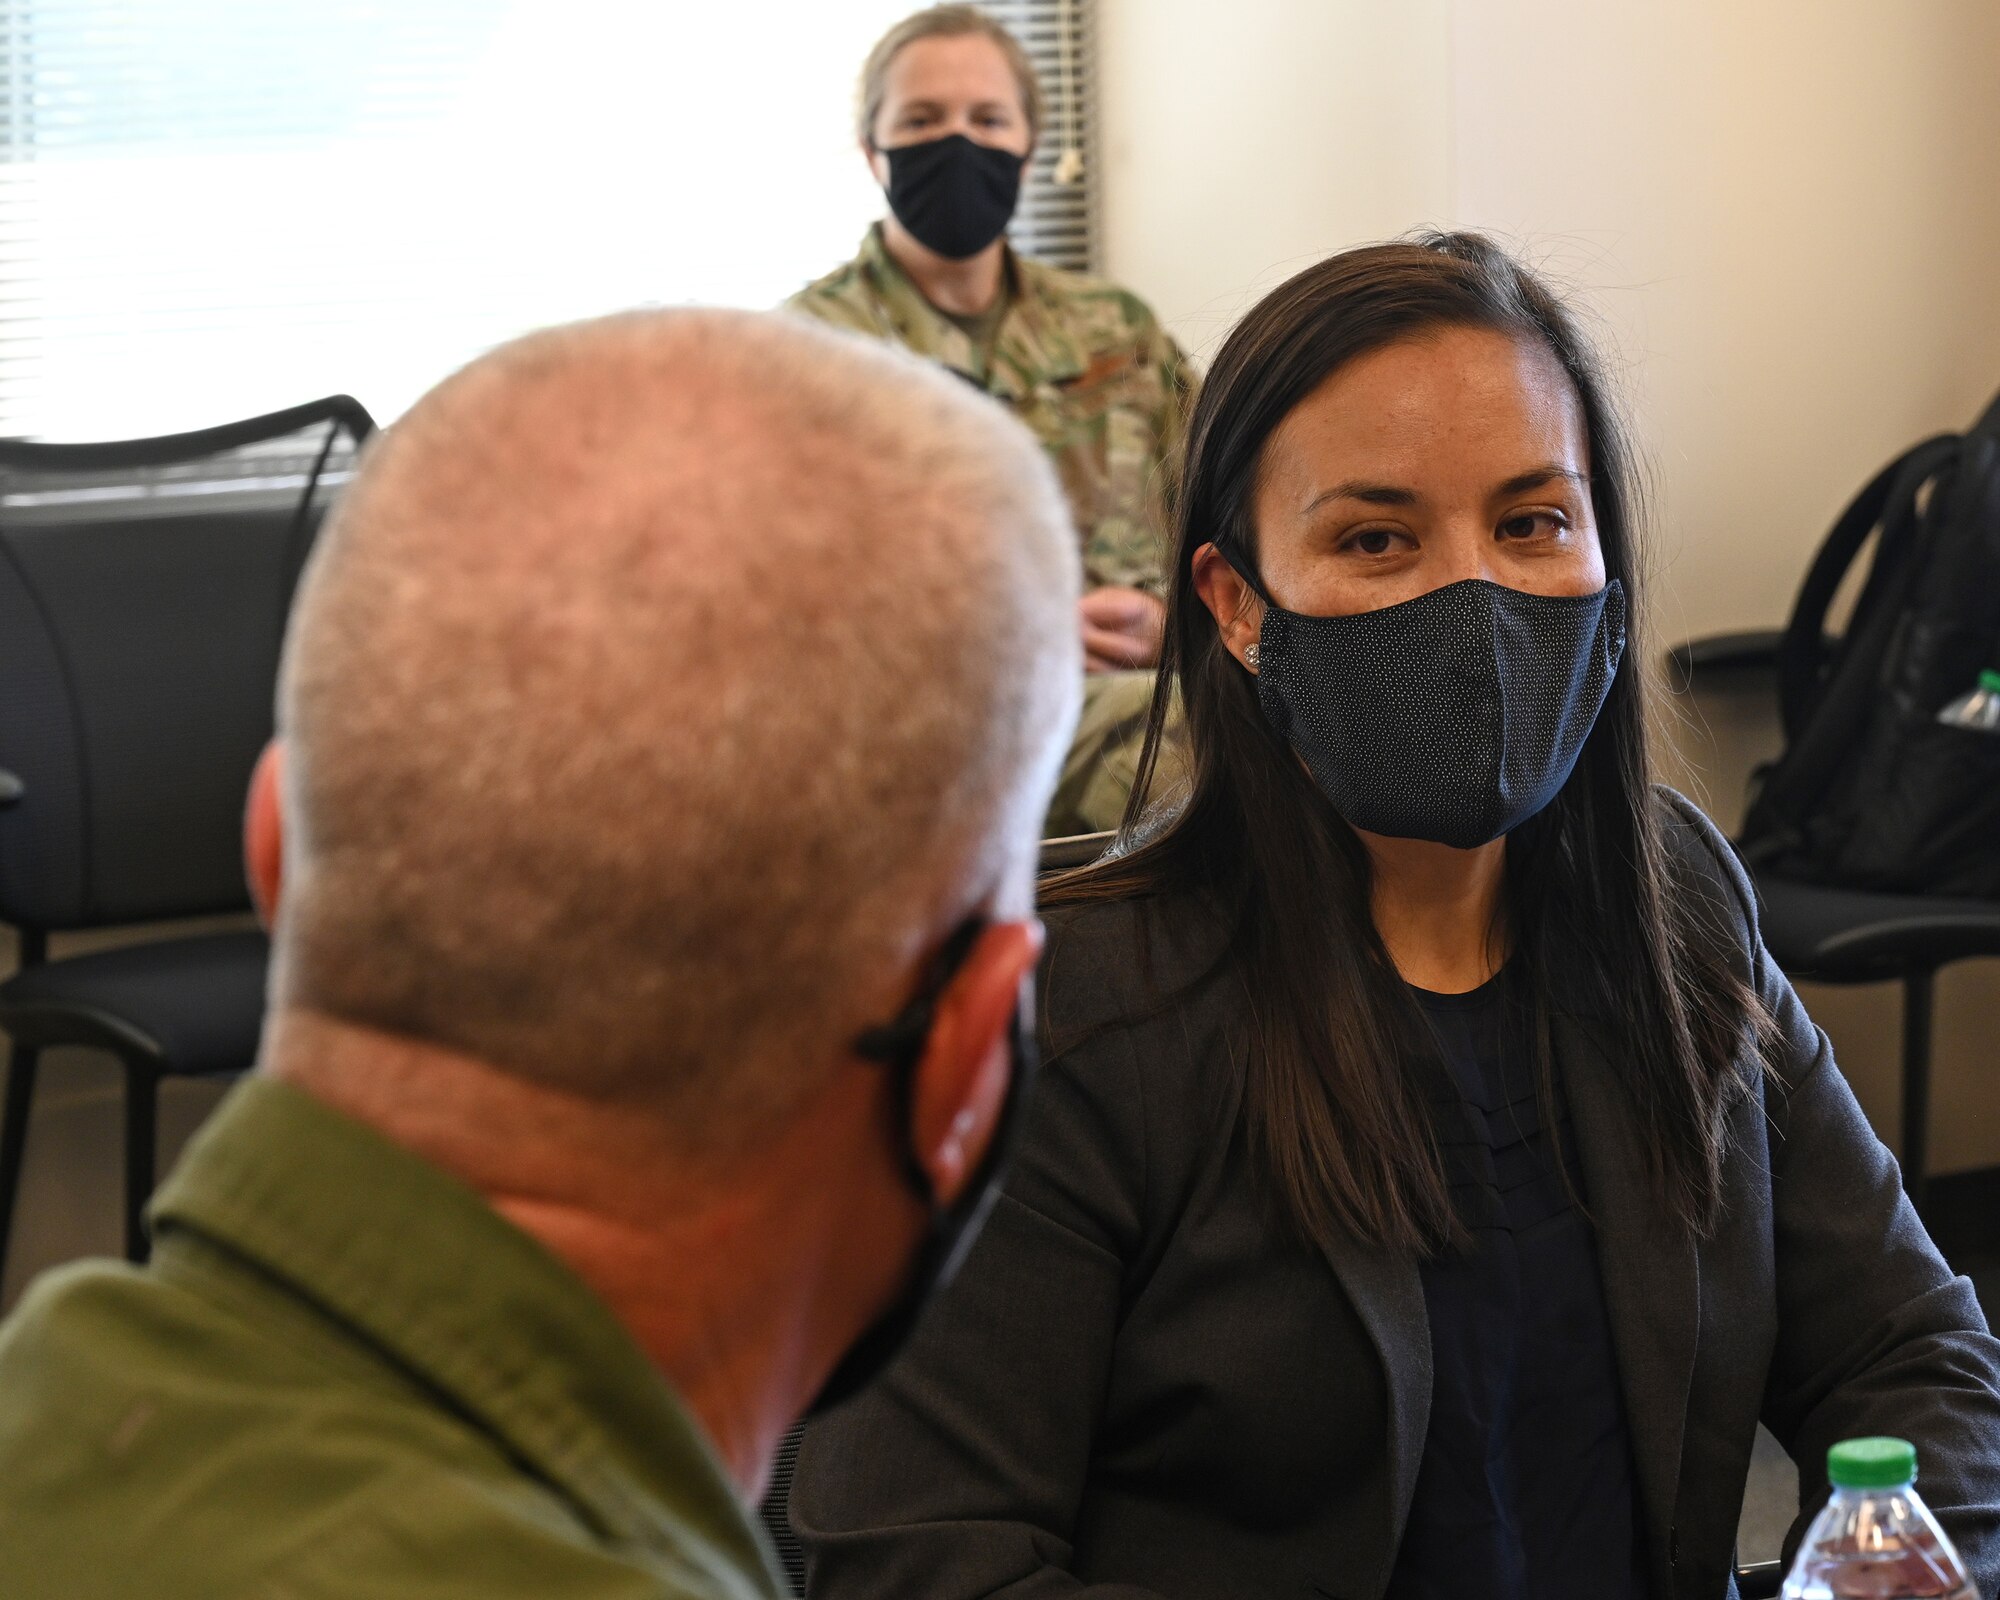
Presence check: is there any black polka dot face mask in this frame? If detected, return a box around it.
[1248,576,1626,849]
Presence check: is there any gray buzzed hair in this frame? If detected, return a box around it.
[274,308,1080,1143]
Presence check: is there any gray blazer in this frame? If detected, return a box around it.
[792,796,2000,1599]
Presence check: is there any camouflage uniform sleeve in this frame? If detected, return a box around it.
[1096,310,1194,601]
[1143,323,1197,598]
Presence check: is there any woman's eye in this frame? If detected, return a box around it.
[1347,528,1399,556]
[1499,511,1566,541]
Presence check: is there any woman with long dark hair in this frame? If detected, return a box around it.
[790,235,2000,1599]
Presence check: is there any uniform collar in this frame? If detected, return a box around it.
[855,223,1089,397]
[148,1075,781,1599]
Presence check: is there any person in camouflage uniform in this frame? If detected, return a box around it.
[793,225,1190,604]
[787,5,1194,839]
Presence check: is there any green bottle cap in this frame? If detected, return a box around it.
[1980,669,2000,695]
[1828,1437,1917,1490]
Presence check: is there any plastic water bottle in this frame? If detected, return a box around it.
[1936,669,2000,731]
[1780,1438,1975,1599]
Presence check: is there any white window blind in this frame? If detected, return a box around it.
[977,0,1095,274]
[0,1,1098,442]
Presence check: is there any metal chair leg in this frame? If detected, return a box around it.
[122,1059,159,1264]
[1901,969,1936,1213]
[0,1044,41,1291]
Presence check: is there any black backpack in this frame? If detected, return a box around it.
[1738,386,2000,898]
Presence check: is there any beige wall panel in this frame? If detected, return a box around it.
[1097,0,1453,359]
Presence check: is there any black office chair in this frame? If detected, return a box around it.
[1670,390,2000,1212]
[1668,631,2000,1212]
[0,395,374,1278]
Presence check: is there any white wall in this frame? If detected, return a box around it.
[1097,0,2000,1172]
[1096,0,1451,361]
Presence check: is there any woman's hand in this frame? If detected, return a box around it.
[1079,586,1166,673]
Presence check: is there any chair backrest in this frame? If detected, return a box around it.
[0,397,374,931]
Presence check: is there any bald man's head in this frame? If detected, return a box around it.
[273,309,1080,1143]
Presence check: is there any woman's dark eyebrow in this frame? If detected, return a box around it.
[1300,465,1585,516]
[1301,480,1417,514]
[1494,465,1588,497]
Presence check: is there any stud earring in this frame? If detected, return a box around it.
[1244,642,1261,671]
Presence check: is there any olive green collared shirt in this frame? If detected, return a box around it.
[788,226,1195,598]
[0,1077,783,1600]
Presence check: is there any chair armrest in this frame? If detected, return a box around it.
[1663,629,1785,681]
[1664,628,1792,680]
[1755,873,2000,980]
[0,767,22,809]
[1038,830,1115,874]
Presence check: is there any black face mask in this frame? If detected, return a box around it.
[807,917,1037,1415]
[1233,562,1626,850]
[882,133,1025,260]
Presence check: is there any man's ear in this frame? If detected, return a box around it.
[244,740,285,928]
[1190,541,1267,671]
[909,918,1042,1206]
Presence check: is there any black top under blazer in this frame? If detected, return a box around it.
[791,794,2000,1600]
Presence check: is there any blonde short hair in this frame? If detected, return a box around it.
[856,4,1042,148]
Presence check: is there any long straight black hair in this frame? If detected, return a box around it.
[1045,233,1762,1256]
